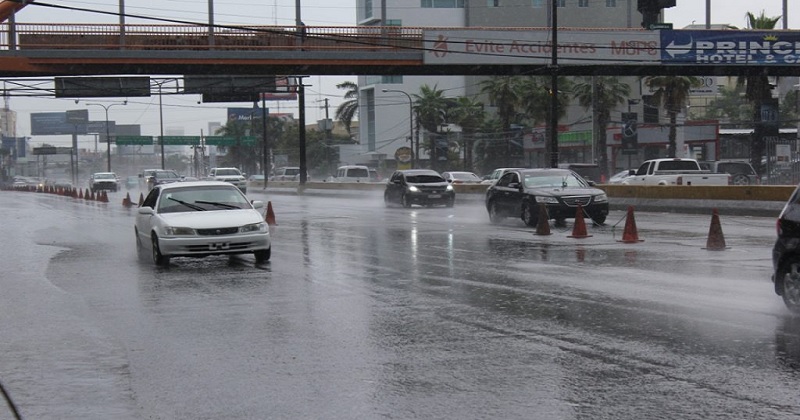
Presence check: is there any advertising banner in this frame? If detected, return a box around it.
[423,29,660,65]
[661,30,800,65]
[30,112,87,135]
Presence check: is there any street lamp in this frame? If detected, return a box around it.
[382,89,414,168]
[86,101,127,172]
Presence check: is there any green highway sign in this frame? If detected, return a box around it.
[205,136,258,146]
[160,136,201,145]
[116,136,153,145]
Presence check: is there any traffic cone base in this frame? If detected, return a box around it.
[265,201,277,226]
[618,205,644,243]
[703,208,728,250]
[568,204,592,238]
[534,203,551,236]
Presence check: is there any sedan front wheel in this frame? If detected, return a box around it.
[488,200,504,224]
[781,257,800,314]
[521,203,538,227]
[151,234,170,266]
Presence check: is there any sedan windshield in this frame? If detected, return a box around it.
[157,186,250,213]
[94,173,116,180]
[524,172,585,188]
[406,174,444,183]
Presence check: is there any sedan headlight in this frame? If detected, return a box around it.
[407,186,420,192]
[163,226,196,236]
[535,196,559,204]
[446,184,454,191]
[594,193,608,203]
[239,222,268,233]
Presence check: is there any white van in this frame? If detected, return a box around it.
[326,165,371,183]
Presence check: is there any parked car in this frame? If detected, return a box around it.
[384,169,455,208]
[699,160,758,185]
[205,167,247,193]
[134,181,271,266]
[326,165,371,183]
[442,171,482,184]
[485,168,609,227]
[89,172,119,192]
[272,167,301,181]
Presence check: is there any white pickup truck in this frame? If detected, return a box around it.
[622,158,730,186]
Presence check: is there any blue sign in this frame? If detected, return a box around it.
[226,107,266,122]
[661,30,800,65]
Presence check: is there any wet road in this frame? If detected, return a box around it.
[1,189,798,420]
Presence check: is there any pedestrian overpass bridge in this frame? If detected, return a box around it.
[0,22,798,79]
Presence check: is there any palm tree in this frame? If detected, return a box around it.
[335,81,359,136]
[215,119,258,173]
[740,10,782,175]
[644,76,701,158]
[480,76,522,165]
[573,76,630,178]
[412,84,449,168]
[448,96,485,171]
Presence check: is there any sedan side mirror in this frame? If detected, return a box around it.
[137,207,154,215]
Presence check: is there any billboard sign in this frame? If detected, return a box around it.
[227,107,265,122]
[423,29,661,65]
[661,30,800,65]
[30,112,87,135]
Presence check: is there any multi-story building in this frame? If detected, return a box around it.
[356,0,646,171]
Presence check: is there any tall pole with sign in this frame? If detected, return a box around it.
[549,0,559,168]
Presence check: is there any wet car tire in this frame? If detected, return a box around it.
[488,200,504,224]
[402,193,412,208]
[151,235,170,266]
[254,248,271,263]
[384,191,392,207]
[521,204,537,227]
[779,256,800,314]
[731,174,750,185]
[591,214,607,225]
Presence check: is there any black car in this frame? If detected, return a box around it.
[485,168,609,227]
[142,169,182,191]
[772,185,800,313]
[384,169,455,208]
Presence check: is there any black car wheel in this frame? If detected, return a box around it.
[488,200,504,224]
[731,174,750,185]
[521,203,538,227]
[254,248,271,263]
[779,256,800,313]
[590,213,607,225]
[384,191,392,207]
[151,234,170,266]
[402,193,412,208]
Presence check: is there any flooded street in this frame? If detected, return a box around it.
[0,189,797,419]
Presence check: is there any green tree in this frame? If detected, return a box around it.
[448,96,485,171]
[644,76,701,158]
[412,84,450,169]
[573,76,630,177]
[215,119,259,173]
[740,10,782,175]
[702,85,750,127]
[480,76,523,165]
[335,81,359,136]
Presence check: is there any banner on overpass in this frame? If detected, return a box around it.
[661,31,800,65]
[423,29,660,65]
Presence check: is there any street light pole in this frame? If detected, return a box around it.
[86,101,126,172]
[382,89,414,168]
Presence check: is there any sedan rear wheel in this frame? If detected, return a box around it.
[781,257,800,314]
[151,234,170,266]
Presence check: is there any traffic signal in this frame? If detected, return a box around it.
[638,0,676,29]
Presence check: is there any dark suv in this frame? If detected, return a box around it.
[772,185,800,313]
[384,169,455,208]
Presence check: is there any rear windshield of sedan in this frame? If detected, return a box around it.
[154,171,180,180]
[158,186,250,213]
[407,174,445,183]
[93,173,116,179]
[524,172,585,188]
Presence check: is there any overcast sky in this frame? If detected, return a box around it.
[10,0,797,147]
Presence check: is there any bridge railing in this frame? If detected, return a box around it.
[0,23,427,51]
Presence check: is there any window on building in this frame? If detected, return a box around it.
[578,0,589,7]
[606,0,617,7]
[364,0,373,19]
[486,0,499,7]
[532,0,542,7]
[556,0,565,7]
[385,19,402,26]
[422,0,465,7]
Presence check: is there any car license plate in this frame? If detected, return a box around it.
[428,194,441,198]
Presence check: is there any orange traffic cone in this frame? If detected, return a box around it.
[123,192,132,207]
[265,201,277,226]
[90,190,96,201]
[78,188,84,199]
[101,191,109,203]
[618,206,644,243]
[568,204,592,238]
[704,208,727,250]
[534,203,551,236]
[138,192,144,206]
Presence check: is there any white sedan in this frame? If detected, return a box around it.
[134,181,271,265]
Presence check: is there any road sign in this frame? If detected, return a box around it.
[648,23,673,30]
[33,146,73,155]
[205,136,258,146]
[159,136,201,145]
[116,136,153,145]
[621,112,639,155]
[54,76,151,98]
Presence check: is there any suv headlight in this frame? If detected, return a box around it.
[239,222,268,233]
[593,193,608,203]
[408,186,420,192]
[164,226,196,236]
[446,185,454,191]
